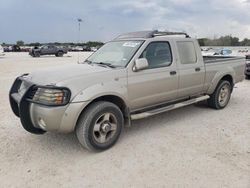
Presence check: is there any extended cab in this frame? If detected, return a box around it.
[10,31,245,151]
[29,45,68,57]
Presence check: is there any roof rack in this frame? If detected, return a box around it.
[115,30,190,40]
[153,31,190,38]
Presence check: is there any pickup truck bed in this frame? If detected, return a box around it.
[203,56,245,63]
[203,56,245,95]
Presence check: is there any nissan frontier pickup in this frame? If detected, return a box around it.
[9,30,245,151]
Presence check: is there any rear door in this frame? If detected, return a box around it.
[176,40,205,98]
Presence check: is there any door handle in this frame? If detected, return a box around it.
[170,71,177,75]
[195,67,201,72]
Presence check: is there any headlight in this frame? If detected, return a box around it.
[30,86,71,106]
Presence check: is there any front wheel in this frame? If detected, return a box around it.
[208,80,232,109]
[34,52,40,57]
[56,51,63,57]
[76,101,124,151]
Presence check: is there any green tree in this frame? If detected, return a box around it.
[198,38,206,46]
[29,42,41,47]
[16,40,24,46]
[241,38,250,46]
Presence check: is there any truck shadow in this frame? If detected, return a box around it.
[124,103,210,137]
[36,103,211,154]
[30,55,72,58]
[36,132,83,151]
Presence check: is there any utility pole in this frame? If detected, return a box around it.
[77,18,82,63]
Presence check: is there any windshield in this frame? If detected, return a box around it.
[86,40,143,67]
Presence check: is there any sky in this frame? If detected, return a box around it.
[1,0,250,43]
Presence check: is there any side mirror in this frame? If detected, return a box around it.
[133,58,149,72]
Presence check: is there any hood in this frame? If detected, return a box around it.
[27,64,111,85]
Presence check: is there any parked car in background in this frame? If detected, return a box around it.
[69,46,83,52]
[82,45,92,51]
[3,46,11,52]
[201,49,217,56]
[9,30,245,151]
[21,46,32,52]
[29,45,68,57]
[214,49,233,56]
[2,45,32,52]
[0,45,4,56]
[245,55,250,79]
[90,47,98,52]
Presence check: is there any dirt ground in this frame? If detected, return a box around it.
[0,52,249,188]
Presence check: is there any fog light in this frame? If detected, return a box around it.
[38,117,46,129]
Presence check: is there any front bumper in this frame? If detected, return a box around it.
[245,68,250,76]
[245,62,250,76]
[9,75,87,134]
[29,51,33,56]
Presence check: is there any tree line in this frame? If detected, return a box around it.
[198,35,250,46]
[2,35,250,47]
[1,41,104,47]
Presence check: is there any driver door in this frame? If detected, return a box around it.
[127,41,179,111]
[41,46,49,55]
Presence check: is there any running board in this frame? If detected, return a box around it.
[130,95,210,120]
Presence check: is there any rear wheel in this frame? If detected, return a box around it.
[76,101,124,151]
[208,80,232,109]
[56,51,63,57]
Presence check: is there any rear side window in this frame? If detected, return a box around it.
[140,42,172,69]
[177,41,197,64]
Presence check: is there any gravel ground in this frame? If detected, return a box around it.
[0,52,250,188]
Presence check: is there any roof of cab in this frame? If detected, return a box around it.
[115,30,190,40]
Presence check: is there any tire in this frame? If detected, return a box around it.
[56,51,63,57]
[34,52,40,57]
[207,80,232,109]
[246,75,250,80]
[76,101,124,151]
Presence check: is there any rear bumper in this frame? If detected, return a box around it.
[9,75,87,134]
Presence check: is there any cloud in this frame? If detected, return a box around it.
[0,0,250,43]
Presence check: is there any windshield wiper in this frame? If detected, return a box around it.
[93,62,117,68]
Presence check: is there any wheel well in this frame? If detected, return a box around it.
[84,95,129,118]
[74,95,131,132]
[221,75,233,86]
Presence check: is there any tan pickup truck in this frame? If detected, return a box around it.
[9,31,245,151]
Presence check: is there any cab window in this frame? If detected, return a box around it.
[177,41,197,64]
[139,42,172,69]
